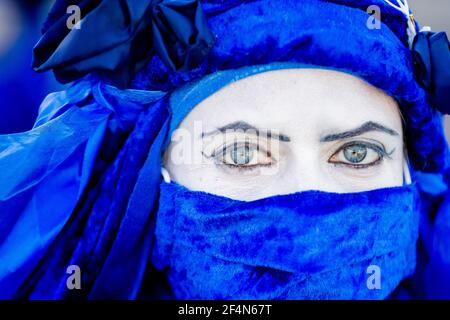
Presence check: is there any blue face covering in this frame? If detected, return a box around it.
[152,181,419,299]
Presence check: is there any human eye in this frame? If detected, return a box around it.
[209,141,275,171]
[328,140,394,169]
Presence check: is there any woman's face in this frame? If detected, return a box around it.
[164,69,407,201]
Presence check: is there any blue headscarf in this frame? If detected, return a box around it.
[0,0,449,299]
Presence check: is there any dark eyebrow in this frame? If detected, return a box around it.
[320,121,399,142]
[201,121,291,142]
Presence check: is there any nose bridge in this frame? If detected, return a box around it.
[288,143,325,192]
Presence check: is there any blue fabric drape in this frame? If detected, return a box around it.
[0,77,169,299]
[33,0,214,86]
[1,0,449,299]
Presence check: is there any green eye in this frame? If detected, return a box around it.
[230,145,254,165]
[343,145,367,163]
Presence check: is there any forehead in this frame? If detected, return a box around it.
[178,68,402,135]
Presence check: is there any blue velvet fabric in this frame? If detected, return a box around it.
[153,181,420,299]
[0,0,449,299]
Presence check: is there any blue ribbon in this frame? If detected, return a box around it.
[33,0,215,86]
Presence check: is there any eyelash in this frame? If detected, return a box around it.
[328,140,395,169]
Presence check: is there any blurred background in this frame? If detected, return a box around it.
[0,0,62,134]
[0,0,449,137]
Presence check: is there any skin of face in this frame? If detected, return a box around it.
[163,68,408,201]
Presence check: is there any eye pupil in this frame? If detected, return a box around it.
[231,145,253,165]
[343,145,367,163]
